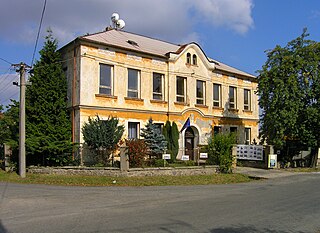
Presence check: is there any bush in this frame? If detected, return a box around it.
[154,159,168,167]
[207,133,236,173]
[126,139,148,168]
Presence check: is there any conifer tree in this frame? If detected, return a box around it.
[25,29,72,165]
[162,120,179,161]
[141,118,167,158]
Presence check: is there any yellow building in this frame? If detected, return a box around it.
[60,28,259,160]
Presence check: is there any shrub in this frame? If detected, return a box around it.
[207,133,236,173]
[126,139,148,168]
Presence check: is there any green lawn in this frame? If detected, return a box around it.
[0,170,253,186]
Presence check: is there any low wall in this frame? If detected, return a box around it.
[28,166,219,177]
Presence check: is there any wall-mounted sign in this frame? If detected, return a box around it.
[162,154,171,160]
[199,153,208,159]
[181,155,189,161]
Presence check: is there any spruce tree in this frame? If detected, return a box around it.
[141,118,167,158]
[82,115,124,165]
[171,122,179,160]
[25,29,72,165]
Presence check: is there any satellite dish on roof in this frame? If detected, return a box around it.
[110,12,125,30]
[116,19,125,29]
[111,13,119,23]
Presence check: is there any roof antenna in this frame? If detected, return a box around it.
[110,13,125,30]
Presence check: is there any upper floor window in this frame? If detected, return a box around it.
[186,53,191,64]
[213,83,221,107]
[196,80,205,105]
[244,89,251,110]
[128,122,140,139]
[99,64,113,95]
[176,76,186,103]
[127,68,140,98]
[229,86,237,109]
[193,54,197,65]
[153,73,164,100]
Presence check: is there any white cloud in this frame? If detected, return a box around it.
[0,0,254,46]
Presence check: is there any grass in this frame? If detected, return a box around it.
[0,170,253,187]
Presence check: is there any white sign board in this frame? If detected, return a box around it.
[181,155,189,161]
[162,154,171,160]
[268,154,277,168]
[236,145,263,161]
[199,153,208,159]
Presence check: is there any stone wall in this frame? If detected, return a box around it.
[28,166,219,177]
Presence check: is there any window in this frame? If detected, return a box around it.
[230,127,238,142]
[245,128,251,145]
[176,76,186,103]
[127,68,140,98]
[192,54,197,65]
[99,64,113,95]
[213,84,221,107]
[229,86,237,109]
[213,126,222,135]
[153,73,164,100]
[154,123,164,133]
[186,53,191,64]
[128,122,139,139]
[244,89,251,110]
[196,80,205,105]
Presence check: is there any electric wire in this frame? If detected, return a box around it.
[30,0,47,67]
[0,57,12,65]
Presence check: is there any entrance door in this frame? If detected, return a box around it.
[185,127,195,160]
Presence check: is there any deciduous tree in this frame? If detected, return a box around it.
[257,28,320,166]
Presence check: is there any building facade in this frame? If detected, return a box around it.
[60,29,259,160]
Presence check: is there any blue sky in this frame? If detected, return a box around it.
[1,0,320,109]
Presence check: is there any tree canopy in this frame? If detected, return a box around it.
[140,118,167,158]
[25,30,73,165]
[257,29,320,163]
[82,115,124,165]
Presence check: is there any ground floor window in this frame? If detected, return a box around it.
[128,122,139,139]
[245,128,251,145]
[213,126,222,135]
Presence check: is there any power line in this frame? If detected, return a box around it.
[31,0,47,67]
[0,57,12,65]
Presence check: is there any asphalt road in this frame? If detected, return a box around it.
[0,173,319,233]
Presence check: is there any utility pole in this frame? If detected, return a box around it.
[13,62,30,178]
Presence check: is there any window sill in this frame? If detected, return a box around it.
[150,99,168,104]
[195,104,208,109]
[174,102,189,106]
[243,109,253,113]
[124,97,144,102]
[212,106,224,110]
[95,94,118,99]
[228,108,239,112]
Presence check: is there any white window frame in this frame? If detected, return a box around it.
[152,72,164,100]
[245,128,251,145]
[244,89,251,111]
[128,122,140,139]
[229,86,237,109]
[176,76,186,103]
[127,68,140,98]
[99,63,113,95]
[196,80,205,105]
[213,83,221,107]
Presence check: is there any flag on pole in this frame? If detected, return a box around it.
[180,117,190,133]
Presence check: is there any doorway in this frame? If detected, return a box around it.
[185,127,195,160]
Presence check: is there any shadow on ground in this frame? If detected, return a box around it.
[210,225,305,233]
[0,220,8,233]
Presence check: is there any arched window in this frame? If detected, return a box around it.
[193,54,197,65]
[186,53,191,64]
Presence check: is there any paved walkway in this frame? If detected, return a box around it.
[234,166,301,179]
